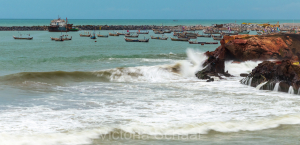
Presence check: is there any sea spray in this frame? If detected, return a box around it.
[180,49,207,77]
[273,82,280,92]
[248,77,252,86]
[256,81,268,90]
[225,60,262,76]
[288,86,294,94]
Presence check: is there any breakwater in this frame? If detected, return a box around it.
[0,25,205,31]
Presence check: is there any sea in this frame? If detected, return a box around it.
[1,19,300,145]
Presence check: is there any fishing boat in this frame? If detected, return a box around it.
[150,35,168,40]
[188,41,205,45]
[79,31,91,37]
[137,31,149,34]
[171,37,190,41]
[97,32,109,37]
[163,30,171,33]
[197,34,211,37]
[13,34,33,40]
[213,37,222,40]
[221,32,238,35]
[125,34,139,37]
[69,27,79,31]
[117,31,129,35]
[90,31,96,39]
[178,36,197,39]
[124,37,149,42]
[238,31,250,34]
[173,32,183,36]
[154,31,164,34]
[53,35,64,41]
[63,35,72,40]
[109,32,119,36]
[205,42,218,44]
[212,35,222,38]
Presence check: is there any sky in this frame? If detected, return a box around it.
[0,0,300,19]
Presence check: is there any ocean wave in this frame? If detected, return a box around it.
[1,114,300,145]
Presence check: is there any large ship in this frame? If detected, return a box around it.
[48,17,75,32]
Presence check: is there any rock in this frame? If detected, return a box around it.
[240,73,249,77]
[240,60,300,93]
[205,34,300,62]
[195,55,232,80]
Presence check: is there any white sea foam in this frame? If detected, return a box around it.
[2,49,300,144]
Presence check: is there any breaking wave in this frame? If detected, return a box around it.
[0,49,207,85]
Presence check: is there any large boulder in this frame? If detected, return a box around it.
[205,34,300,62]
[240,60,300,93]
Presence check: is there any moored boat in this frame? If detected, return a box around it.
[90,31,96,39]
[13,34,33,40]
[124,37,149,42]
[109,33,120,36]
[238,31,250,34]
[117,31,130,35]
[212,35,222,38]
[205,42,218,44]
[137,31,149,34]
[171,37,190,41]
[125,34,139,37]
[154,31,164,34]
[197,34,211,37]
[188,41,205,45]
[150,35,168,40]
[213,37,222,40]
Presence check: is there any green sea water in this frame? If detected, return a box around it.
[1,21,300,145]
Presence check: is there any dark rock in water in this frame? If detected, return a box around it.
[240,60,300,94]
[206,78,214,82]
[240,73,249,77]
[195,55,232,80]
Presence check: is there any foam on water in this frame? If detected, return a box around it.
[288,86,294,94]
[2,49,300,144]
[274,82,280,91]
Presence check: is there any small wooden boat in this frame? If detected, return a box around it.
[171,37,190,41]
[212,35,222,38]
[62,35,72,40]
[205,42,218,44]
[125,34,139,37]
[154,31,164,34]
[80,34,91,37]
[13,34,33,40]
[173,32,183,36]
[197,34,211,37]
[257,31,263,34]
[97,34,108,37]
[109,33,119,36]
[163,30,171,33]
[178,36,197,39]
[97,32,108,37]
[137,31,149,34]
[117,32,130,35]
[90,31,97,39]
[213,37,222,40]
[55,36,64,41]
[238,31,250,34]
[189,41,205,45]
[124,37,149,42]
[150,35,168,40]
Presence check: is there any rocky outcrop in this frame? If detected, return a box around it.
[195,55,231,81]
[205,34,300,61]
[240,60,300,94]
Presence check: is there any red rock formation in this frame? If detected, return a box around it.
[205,34,300,62]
